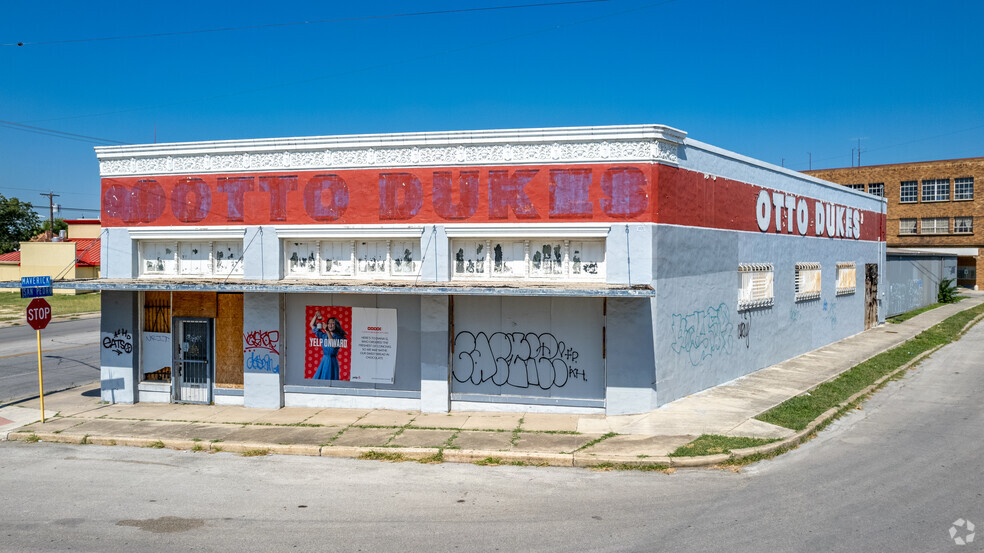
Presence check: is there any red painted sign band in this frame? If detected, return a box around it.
[101,164,655,227]
[101,163,885,241]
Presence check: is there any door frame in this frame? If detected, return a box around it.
[172,317,215,404]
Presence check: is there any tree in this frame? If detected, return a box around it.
[40,218,69,236]
[0,194,41,254]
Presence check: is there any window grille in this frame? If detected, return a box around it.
[867,182,884,197]
[795,262,822,302]
[738,263,774,311]
[954,217,973,234]
[899,219,917,235]
[836,262,856,295]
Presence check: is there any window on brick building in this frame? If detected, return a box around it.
[954,217,974,234]
[922,179,950,202]
[954,177,974,200]
[921,218,949,234]
[899,219,917,235]
[900,181,918,203]
[846,183,865,191]
[868,182,884,197]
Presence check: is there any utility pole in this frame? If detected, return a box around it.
[809,152,812,170]
[40,192,59,241]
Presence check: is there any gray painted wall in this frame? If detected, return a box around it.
[243,293,283,408]
[653,225,882,406]
[886,254,959,317]
[450,296,604,401]
[100,290,139,403]
[102,228,135,279]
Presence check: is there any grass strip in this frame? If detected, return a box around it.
[0,291,101,322]
[757,303,984,431]
[888,296,964,324]
[669,434,778,457]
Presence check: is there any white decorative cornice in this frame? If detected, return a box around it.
[95,124,686,177]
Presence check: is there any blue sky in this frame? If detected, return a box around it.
[2,0,982,217]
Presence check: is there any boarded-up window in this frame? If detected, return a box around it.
[214,293,244,389]
[836,262,856,295]
[142,291,172,382]
[795,262,822,301]
[738,264,774,310]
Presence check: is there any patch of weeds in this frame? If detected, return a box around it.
[211,446,223,453]
[359,450,406,462]
[192,438,202,442]
[758,303,984,431]
[669,434,779,457]
[474,457,503,466]
[442,431,460,449]
[589,462,671,473]
[147,440,165,449]
[191,443,204,452]
[417,450,444,464]
[209,439,224,443]
[571,432,617,453]
[241,449,270,457]
[80,434,91,445]
[637,454,650,459]
[285,422,323,428]
[53,430,63,434]
[109,439,117,446]
[24,433,40,443]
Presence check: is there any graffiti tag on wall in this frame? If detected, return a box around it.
[102,328,133,356]
[670,303,735,366]
[452,331,583,390]
[243,329,280,373]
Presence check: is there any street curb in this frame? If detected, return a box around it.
[659,304,984,469]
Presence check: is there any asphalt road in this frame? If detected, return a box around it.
[0,317,100,405]
[1,320,981,552]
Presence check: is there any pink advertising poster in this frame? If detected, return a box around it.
[304,305,397,383]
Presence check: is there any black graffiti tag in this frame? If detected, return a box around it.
[103,328,133,356]
[738,311,750,349]
[452,331,581,390]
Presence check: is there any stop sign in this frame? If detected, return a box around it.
[26,297,52,330]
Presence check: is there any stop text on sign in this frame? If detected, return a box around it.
[755,190,862,240]
[27,305,50,322]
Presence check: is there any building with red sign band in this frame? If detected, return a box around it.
[91,124,886,414]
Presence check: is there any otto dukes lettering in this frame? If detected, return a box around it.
[100,165,651,226]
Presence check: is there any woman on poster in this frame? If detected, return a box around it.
[310,312,348,380]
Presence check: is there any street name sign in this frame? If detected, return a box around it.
[21,276,53,299]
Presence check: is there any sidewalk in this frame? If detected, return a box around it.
[4,294,982,468]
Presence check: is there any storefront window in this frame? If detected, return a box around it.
[452,238,605,281]
[139,240,243,277]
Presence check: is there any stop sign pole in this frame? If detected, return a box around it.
[26,297,52,423]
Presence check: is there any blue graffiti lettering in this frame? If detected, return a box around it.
[670,303,736,366]
[245,351,279,373]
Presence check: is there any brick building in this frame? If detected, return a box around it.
[806,158,983,289]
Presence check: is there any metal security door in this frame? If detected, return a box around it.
[174,319,213,404]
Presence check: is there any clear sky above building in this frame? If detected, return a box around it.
[1,0,982,217]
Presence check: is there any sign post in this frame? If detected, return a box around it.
[26,297,52,423]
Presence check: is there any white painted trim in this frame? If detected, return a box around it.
[94,124,685,176]
[444,223,614,238]
[275,225,424,239]
[128,226,246,240]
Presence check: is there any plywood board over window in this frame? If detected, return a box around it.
[172,292,217,318]
[215,293,244,389]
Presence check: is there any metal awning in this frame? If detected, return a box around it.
[0,278,655,298]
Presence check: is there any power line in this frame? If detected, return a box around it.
[0,119,128,145]
[20,0,680,126]
[3,1,608,47]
